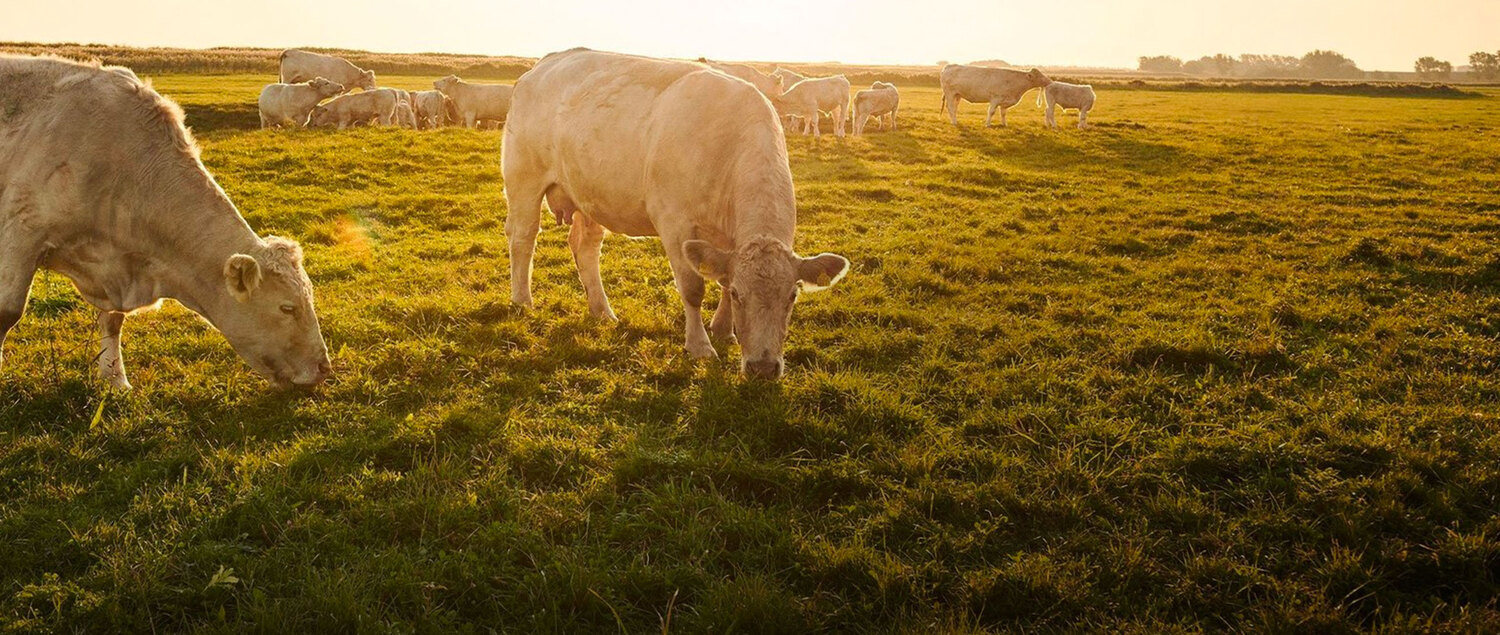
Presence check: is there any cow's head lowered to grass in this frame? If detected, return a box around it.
[219,237,331,387]
[685,236,849,380]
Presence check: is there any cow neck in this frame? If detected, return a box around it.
[730,142,797,249]
[143,164,263,322]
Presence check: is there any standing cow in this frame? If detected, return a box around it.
[851,81,899,135]
[776,75,852,137]
[279,49,376,92]
[433,75,513,129]
[939,63,1051,126]
[1039,81,1096,129]
[411,89,449,129]
[701,59,781,98]
[258,77,346,128]
[0,56,330,388]
[502,48,850,379]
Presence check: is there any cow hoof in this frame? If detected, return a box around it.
[687,341,718,360]
[591,307,619,322]
[101,374,132,390]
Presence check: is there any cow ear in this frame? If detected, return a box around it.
[797,253,849,292]
[224,254,263,302]
[683,240,732,281]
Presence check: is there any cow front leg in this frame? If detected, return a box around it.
[0,246,40,374]
[568,213,617,321]
[96,311,131,389]
[835,103,845,138]
[1046,103,1056,129]
[1078,108,1089,129]
[999,105,1008,127]
[505,184,546,308]
[465,112,477,129]
[709,286,734,344]
[662,236,716,360]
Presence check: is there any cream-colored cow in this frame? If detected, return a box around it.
[279,49,376,92]
[851,81,899,135]
[258,77,345,128]
[433,75,513,129]
[502,49,850,379]
[775,75,851,137]
[0,55,330,388]
[939,63,1051,126]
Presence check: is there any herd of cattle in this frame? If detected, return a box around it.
[0,47,1096,391]
[258,49,1098,134]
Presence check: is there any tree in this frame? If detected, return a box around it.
[1299,50,1364,79]
[1414,56,1453,80]
[1239,54,1300,78]
[1206,54,1238,77]
[1470,51,1500,80]
[1138,55,1182,73]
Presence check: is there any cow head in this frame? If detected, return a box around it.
[434,75,460,94]
[219,236,331,387]
[309,77,346,98]
[356,69,377,91]
[306,105,334,128]
[684,236,849,380]
[1028,68,1053,87]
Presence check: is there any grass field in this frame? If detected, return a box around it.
[3,72,1500,632]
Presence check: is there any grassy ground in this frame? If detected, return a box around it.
[3,73,1500,632]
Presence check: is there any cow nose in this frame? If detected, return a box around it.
[745,359,783,380]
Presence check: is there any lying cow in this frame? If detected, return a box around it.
[1039,80,1095,129]
[0,55,330,388]
[502,48,850,379]
[939,63,1051,126]
[257,77,346,128]
[411,89,449,129]
[279,49,375,92]
[308,88,399,129]
[433,75,513,129]
[702,58,780,98]
[776,75,851,137]
[851,81,899,135]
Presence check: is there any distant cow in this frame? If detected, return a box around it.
[0,55,331,388]
[771,68,808,128]
[1039,81,1095,129]
[308,88,399,129]
[851,81,899,135]
[433,75,513,128]
[702,59,780,98]
[775,75,851,137]
[503,48,850,379]
[939,63,1051,126]
[394,100,418,129]
[279,49,376,92]
[411,89,449,129]
[257,77,345,128]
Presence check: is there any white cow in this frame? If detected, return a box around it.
[702,59,780,98]
[257,77,346,128]
[502,49,850,379]
[394,100,418,129]
[851,81,899,135]
[770,67,808,129]
[939,63,1052,126]
[776,75,852,137]
[279,49,376,92]
[0,55,330,388]
[433,75,513,129]
[411,89,449,129]
[308,88,399,129]
[1039,81,1095,129]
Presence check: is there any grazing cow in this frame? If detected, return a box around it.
[851,81,899,135]
[770,67,808,129]
[257,77,346,128]
[394,100,418,129]
[939,63,1051,126]
[279,49,375,92]
[433,75,513,128]
[502,48,850,379]
[411,89,449,129]
[0,56,330,388]
[775,75,851,137]
[1039,80,1095,129]
[701,58,780,98]
[308,88,399,129]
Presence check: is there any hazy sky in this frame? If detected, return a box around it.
[4,0,1497,70]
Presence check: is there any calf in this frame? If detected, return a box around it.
[851,81,899,135]
[411,89,449,129]
[1039,81,1095,129]
[433,75,514,129]
[775,75,851,137]
[308,89,399,129]
[258,77,345,128]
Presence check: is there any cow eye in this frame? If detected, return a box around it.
[280,304,296,315]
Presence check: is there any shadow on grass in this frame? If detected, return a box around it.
[183,102,261,133]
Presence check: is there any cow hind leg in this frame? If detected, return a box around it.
[661,233,716,360]
[1079,107,1090,129]
[96,311,131,389]
[568,213,617,321]
[0,250,40,373]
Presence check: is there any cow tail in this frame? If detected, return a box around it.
[278,50,288,83]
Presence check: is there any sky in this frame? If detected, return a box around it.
[3,0,1497,70]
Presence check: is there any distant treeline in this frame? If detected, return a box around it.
[1092,78,1483,99]
[0,42,535,80]
[1139,49,1500,83]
